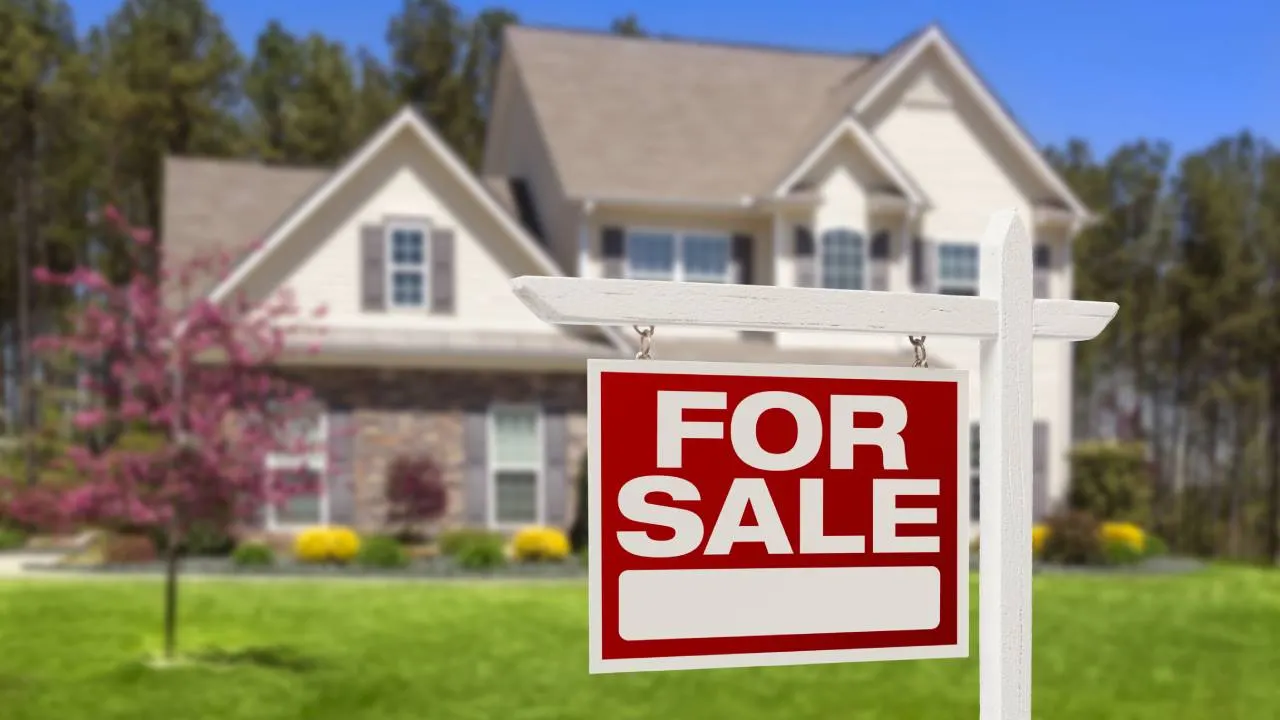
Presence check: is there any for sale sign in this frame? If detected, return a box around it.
[586,359,969,674]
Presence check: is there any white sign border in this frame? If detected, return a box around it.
[587,358,971,674]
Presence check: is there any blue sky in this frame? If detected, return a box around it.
[69,0,1277,160]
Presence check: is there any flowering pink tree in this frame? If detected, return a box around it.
[31,206,328,660]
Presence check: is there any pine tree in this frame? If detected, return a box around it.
[245,20,304,162]
[90,0,246,250]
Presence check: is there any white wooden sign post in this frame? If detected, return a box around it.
[510,210,1117,720]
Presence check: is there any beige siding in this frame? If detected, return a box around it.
[861,46,1074,513]
[583,206,772,340]
[237,128,559,335]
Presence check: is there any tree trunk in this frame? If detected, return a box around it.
[15,152,36,486]
[163,524,180,660]
[1266,367,1280,564]
[1226,407,1246,558]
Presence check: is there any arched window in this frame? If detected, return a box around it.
[820,229,865,290]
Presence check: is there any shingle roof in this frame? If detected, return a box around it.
[504,25,897,203]
[160,156,328,305]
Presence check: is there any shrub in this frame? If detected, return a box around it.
[1032,524,1048,556]
[103,532,158,564]
[0,526,26,551]
[357,535,410,569]
[512,526,571,562]
[1099,521,1145,553]
[454,534,506,570]
[150,520,236,558]
[1098,521,1145,565]
[1067,441,1151,525]
[231,542,274,568]
[438,528,504,557]
[293,526,362,564]
[1040,510,1103,565]
[568,453,588,552]
[0,477,70,535]
[1144,534,1169,558]
[384,455,448,538]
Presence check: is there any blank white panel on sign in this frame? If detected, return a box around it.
[617,566,941,641]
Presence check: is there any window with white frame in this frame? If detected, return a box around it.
[820,229,866,290]
[388,224,429,308]
[937,242,979,295]
[264,412,328,528]
[624,230,731,283]
[488,405,542,527]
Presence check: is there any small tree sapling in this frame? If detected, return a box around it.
[31,206,328,660]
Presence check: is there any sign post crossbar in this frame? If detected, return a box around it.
[510,210,1118,720]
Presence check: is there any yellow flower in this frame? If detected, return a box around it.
[1098,521,1145,553]
[1032,524,1049,555]
[511,526,571,562]
[327,527,361,563]
[293,526,362,564]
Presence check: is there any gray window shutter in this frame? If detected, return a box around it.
[869,230,891,291]
[542,406,569,528]
[731,233,754,284]
[1033,244,1051,299]
[463,408,488,527]
[361,225,386,311]
[601,226,625,278]
[793,225,815,287]
[1032,421,1049,520]
[430,227,455,313]
[327,411,357,526]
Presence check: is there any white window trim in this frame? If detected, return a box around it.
[264,413,329,531]
[485,403,545,531]
[936,241,980,296]
[623,228,734,283]
[815,227,869,291]
[386,220,432,310]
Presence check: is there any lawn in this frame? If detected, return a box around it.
[0,568,1277,720]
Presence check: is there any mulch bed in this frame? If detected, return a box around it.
[969,553,1206,575]
[20,555,588,580]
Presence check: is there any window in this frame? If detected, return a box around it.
[970,422,980,520]
[264,412,328,529]
[625,230,731,283]
[488,405,543,527]
[820,229,866,290]
[388,225,429,308]
[937,242,979,295]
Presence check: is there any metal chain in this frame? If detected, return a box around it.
[908,335,928,368]
[634,325,655,360]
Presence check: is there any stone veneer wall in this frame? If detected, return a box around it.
[289,367,588,532]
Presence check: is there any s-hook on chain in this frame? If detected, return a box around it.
[634,325,655,360]
[908,335,928,368]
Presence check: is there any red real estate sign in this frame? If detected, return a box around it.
[587,359,970,674]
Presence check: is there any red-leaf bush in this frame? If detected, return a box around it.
[384,455,447,543]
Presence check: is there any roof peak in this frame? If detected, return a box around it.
[508,23,882,61]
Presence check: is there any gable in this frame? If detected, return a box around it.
[864,47,1074,240]
[856,29,1087,218]
[191,107,630,356]
[228,127,570,336]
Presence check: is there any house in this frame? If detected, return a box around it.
[160,23,1089,538]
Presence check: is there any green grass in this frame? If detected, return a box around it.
[1,568,1278,719]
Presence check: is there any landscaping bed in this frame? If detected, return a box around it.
[968,552,1205,575]
[22,553,587,579]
